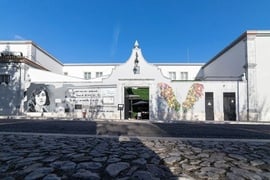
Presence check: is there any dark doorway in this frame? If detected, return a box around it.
[205,92,214,120]
[124,87,149,119]
[223,92,236,121]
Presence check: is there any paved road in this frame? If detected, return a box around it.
[0,118,270,139]
[1,119,270,179]
[1,131,270,179]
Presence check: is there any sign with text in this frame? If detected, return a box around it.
[66,87,116,106]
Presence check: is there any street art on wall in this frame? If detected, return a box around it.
[26,85,51,112]
[24,83,117,118]
[182,83,204,112]
[156,82,204,120]
[157,82,180,111]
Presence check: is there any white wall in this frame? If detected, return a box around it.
[170,81,246,121]
[254,35,270,120]
[63,63,203,80]
[157,64,203,80]
[27,68,89,83]
[0,41,63,74]
[34,46,63,74]
[0,41,30,58]
[0,62,24,115]
[63,64,117,79]
[199,39,246,80]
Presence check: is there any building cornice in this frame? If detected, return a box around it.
[63,62,205,67]
[0,40,63,66]
[63,63,121,66]
[0,56,49,71]
[155,63,205,66]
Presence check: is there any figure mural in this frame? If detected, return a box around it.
[23,83,117,118]
[157,82,180,111]
[157,82,204,120]
[182,83,204,112]
[26,86,50,112]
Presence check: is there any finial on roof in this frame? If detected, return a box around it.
[134,40,139,49]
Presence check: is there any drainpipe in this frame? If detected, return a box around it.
[237,80,240,121]
[19,63,22,115]
[246,71,249,121]
[244,37,249,122]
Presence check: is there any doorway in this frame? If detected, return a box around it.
[223,92,236,121]
[124,87,149,119]
[205,92,214,120]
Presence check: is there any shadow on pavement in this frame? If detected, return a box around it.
[0,119,97,135]
[1,119,270,139]
[153,122,270,139]
[0,133,179,179]
[1,119,270,179]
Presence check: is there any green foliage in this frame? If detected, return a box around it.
[132,88,149,100]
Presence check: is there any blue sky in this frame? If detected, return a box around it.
[0,0,270,64]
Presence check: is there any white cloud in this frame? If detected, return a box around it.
[110,24,121,57]
[14,34,25,40]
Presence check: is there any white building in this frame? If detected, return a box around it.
[196,30,270,121]
[63,62,203,81]
[0,30,269,121]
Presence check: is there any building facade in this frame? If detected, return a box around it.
[0,31,269,121]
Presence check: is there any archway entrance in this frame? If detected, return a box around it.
[124,87,149,119]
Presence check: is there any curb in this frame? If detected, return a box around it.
[1,131,270,143]
[1,116,270,125]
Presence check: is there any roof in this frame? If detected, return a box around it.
[0,40,63,66]
[201,30,270,69]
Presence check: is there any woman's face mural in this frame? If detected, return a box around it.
[25,85,51,113]
[35,90,47,106]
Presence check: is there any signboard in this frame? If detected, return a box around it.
[66,87,116,106]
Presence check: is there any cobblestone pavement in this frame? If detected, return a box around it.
[0,133,270,180]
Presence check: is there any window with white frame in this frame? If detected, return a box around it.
[96,72,103,78]
[169,72,176,80]
[181,72,188,80]
[84,72,91,79]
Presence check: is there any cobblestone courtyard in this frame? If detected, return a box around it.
[0,133,270,180]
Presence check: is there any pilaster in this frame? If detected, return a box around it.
[246,34,258,120]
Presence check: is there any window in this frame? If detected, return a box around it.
[96,72,103,78]
[84,72,91,79]
[181,72,188,80]
[169,72,176,80]
[0,74,10,85]
[64,72,68,76]
[75,104,82,109]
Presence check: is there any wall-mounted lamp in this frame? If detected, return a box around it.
[133,52,140,74]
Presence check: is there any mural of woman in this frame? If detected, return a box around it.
[27,86,50,112]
